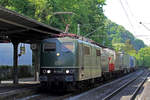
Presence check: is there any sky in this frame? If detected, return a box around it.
[0,43,32,65]
[104,0,150,45]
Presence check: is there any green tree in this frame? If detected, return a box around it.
[0,0,107,44]
[138,47,150,67]
[0,0,145,52]
[113,43,125,52]
[104,18,145,50]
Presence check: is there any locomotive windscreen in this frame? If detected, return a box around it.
[61,42,74,52]
[44,43,56,51]
[41,40,76,67]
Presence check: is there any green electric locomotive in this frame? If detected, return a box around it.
[38,35,136,90]
[39,37,102,90]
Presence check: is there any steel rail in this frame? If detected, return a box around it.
[18,93,73,100]
[130,73,150,100]
[102,71,145,100]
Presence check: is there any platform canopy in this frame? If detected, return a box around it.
[0,6,63,43]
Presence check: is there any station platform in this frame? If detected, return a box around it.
[0,77,39,84]
[0,77,40,100]
[0,77,39,92]
[136,76,150,100]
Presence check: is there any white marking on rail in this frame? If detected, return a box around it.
[16,94,41,100]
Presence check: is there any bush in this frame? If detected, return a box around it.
[0,65,33,80]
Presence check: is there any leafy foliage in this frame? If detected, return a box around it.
[104,19,145,50]
[0,0,148,67]
[0,0,108,45]
[137,47,150,67]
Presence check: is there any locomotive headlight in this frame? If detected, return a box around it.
[56,53,60,56]
[43,70,46,74]
[47,70,51,74]
[66,70,70,74]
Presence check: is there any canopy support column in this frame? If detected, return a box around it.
[31,43,40,81]
[34,45,39,81]
[12,41,19,84]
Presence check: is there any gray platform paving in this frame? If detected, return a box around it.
[0,77,39,93]
[1,77,39,84]
[136,77,150,100]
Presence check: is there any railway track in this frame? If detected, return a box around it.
[130,73,149,100]
[14,69,147,100]
[64,69,145,100]
[103,70,149,100]
[0,85,40,100]
[17,92,73,100]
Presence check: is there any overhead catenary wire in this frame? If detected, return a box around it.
[124,0,142,28]
[139,22,150,31]
[84,26,103,37]
[135,35,150,37]
[124,0,150,27]
[119,0,136,34]
[124,0,134,17]
[124,0,150,39]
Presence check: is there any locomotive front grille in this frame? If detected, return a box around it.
[40,74,74,82]
[40,67,76,75]
[40,68,76,82]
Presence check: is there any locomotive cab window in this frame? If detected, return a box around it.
[61,42,74,52]
[43,43,56,52]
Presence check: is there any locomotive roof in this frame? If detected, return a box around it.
[54,33,115,50]
[42,37,101,49]
[77,39,101,48]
